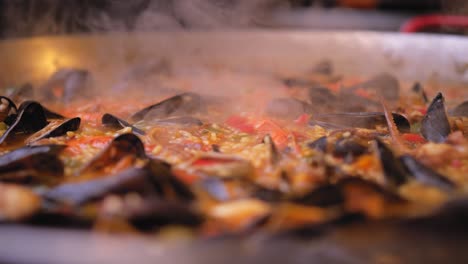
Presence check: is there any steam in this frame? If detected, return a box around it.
[1,0,288,37]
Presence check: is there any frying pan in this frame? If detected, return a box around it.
[0,31,468,264]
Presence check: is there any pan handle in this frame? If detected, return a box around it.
[400,14,468,33]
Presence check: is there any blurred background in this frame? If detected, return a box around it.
[0,0,467,38]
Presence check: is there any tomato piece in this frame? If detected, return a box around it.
[294,114,310,125]
[225,115,256,134]
[255,119,289,148]
[401,133,426,144]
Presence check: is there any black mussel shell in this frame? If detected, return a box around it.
[102,113,145,135]
[411,82,429,103]
[42,106,65,119]
[374,139,410,188]
[0,144,65,167]
[147,158,195,202]
[349,73,400,101]
[40,69,93,103]
[26,117,80,144]
[0,101,48,144]
[450,101,468,117]
[266,98,311,119]
[307,136,328,152]
[127,198,203,231]
[7,83,34,101]
[0,96,18,124]
[79,133,146,176]
[154,116,203,126]
[131,92,202,121]
[400,155,456,191]
[0,152,64,184]
[421,93,451,143]
[44,167,154,206]
[312,60,333,75]
[310,112,410,133]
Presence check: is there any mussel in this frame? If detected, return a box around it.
[40,69,93,103]
[265,98,312,119]
[411,82,429,103]
[374,139,410,188]
[102,113,145,135]
[312,60,333,75]
[124,197,203,231]
[421,93,451,143]
[131,92,202,121]
[147,158,195,202]
[333,137,368,161]
[400,155,455,191]
[0,145,65,184]
[307,136,328,153]
[0,96,17,123]
[309,112,410,133]
[78,133,146,177]
[44,167,155,206]
[450,101,468,117]
[6,83,34,102]
[154,116,203,126]
[0,101,48,144]
[26,117,81,144]
[348,73,400,101]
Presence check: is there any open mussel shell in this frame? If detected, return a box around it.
[411,82,429,103]
[265,98,311,119]
[26,117,81,144]
[291,184,344,208]
[0,150,64,185]
[374,139,410,188]
[42,106,65,119]
[348,73,400,101]
[130,92,202,121]
[307,136,328,152]
[40,68,93,103]
[153,116,203,126]
[124,197,203,231]
[450,101,468,117]
[421,92,451,143]
[6,83,34,102]
[102,113,145,135]
[78,133,146,176]
[44,167,154,206]
[333,137,368,161]
[147,158,195,202]
[0,96,18,123]
[309,112,410,133]
[0,101,48,144]
[400,155,456,191]
[0,144,65,166]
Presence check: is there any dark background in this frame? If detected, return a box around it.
[0,0,465,38]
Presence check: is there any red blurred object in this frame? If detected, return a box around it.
[401,14,468,33]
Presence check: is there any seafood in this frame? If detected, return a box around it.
[421,93,451,143]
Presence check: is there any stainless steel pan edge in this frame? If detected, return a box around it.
[0,31,467,89]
